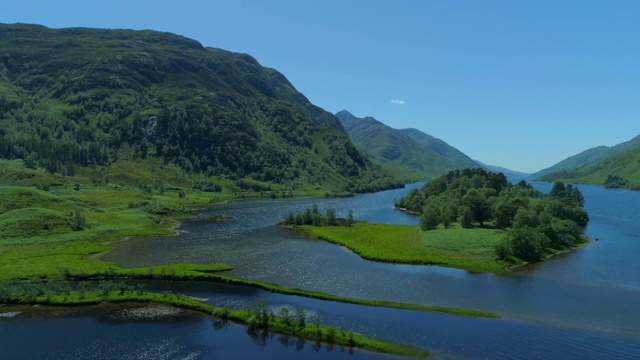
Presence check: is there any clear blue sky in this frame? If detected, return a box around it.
[3,1,640,173]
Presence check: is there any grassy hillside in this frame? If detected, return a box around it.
[538,146,640,190]
[532,135,640,180]
[335,110,477,182]
[0,23,401,194]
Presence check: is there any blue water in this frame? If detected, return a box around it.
[2,182,640,359]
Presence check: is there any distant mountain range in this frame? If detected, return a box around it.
[473,160,530,180]
[335,110,479,181]
[0,23,401,193]
[533,135,640,189]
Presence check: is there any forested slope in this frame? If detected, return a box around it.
[0,23,400,193]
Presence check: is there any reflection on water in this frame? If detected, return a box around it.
[0,303,396,360]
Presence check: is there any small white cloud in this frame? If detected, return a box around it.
[391,99,407,105]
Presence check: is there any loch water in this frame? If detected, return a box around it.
[2,182,639,359]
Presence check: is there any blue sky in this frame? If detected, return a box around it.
[3,1,639,173]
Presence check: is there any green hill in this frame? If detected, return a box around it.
[0,23,400,193]
[538,146,640,190]
[532,135,640,180]
[335,110,478,182]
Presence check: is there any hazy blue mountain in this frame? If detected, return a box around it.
[473,160,531,180]
[335,110,477,181]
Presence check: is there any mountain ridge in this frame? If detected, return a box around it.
[472,160,530,180]
[534,134,640,189]
[335,110,477,181]
[0,23,401,193]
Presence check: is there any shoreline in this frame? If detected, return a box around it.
[86,218,183,263]
[0,291,428,358]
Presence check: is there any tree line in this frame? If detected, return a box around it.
[281,204,354,227]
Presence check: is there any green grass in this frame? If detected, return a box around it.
[296,222,513,273]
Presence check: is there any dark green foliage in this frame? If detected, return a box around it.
[193,180,222,192]
[504,227,549,262]
[346,209,354,227]
[282,205,352,227]
[458,206,474,229]
[71,209,86,231]
[396,168,589,263]
[0,24,400,193]
[140,201,190,215]
[603,175,628,189]
[325,208,337,225]
[463,188,493,227]
[420,203,440,231]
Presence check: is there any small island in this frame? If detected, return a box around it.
[283,168,590,272]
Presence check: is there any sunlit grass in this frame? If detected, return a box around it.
[296,222,512,272]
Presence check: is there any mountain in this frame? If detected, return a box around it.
[335,110,477,181]
[536,145,640,190]
[531,135,640,180]
[0,23,401,193]
[472,160,530,180]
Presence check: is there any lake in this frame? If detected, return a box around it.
[2,182,639,359]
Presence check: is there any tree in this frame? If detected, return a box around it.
[284,212,295,225]
[295,307,306,328]
[72,209,86,230]
[325,208,337,225]
[463,189,493,227]
[420,204,440,231]
[312,212,324,226]
[549,181,566,200]
[346,209,354,226]
[303,208,313,225]
[458,206,473,228]
[506,226,549,262]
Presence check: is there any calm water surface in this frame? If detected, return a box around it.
[2,182,640,359]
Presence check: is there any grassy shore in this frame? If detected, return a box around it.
[295,222,513,273]
[0,166,499,357]
[0,288,427,358]
[44,262,497,319]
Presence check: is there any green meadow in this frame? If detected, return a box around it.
[297,221,512,273]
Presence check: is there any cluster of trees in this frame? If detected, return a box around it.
[603,175,628,189]
[396,168,589,262]
[281,204,354,227]
[192,180,223,192]
[0,279,144,304]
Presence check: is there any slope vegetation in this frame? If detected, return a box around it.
[0,23,399,193]
[538,146,640,190]
[336,110,477,182]
[532,135,640,181]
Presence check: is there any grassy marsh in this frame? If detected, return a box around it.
[296,222,513,273]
